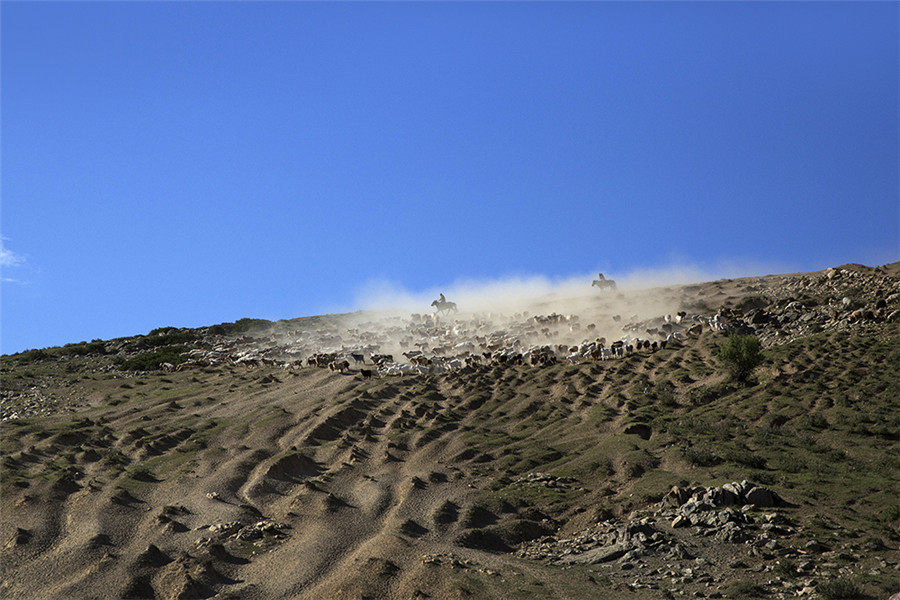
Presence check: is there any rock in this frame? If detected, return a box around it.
[804,540,830,553]
[559,541,630,564]
[681,499,711,515]
[748,310,770,325]
[715,522,750,543]
[744,485,783,507]
[704,486,740,507]
[663,485,695,507]
[722,482,744,498]
[799,586,817,596]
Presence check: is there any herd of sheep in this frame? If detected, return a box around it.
[172,304,746,377]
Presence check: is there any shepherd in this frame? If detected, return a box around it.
[431,294,458,315]
[592,273,617,290]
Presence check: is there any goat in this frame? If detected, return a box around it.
[329,359,350,373]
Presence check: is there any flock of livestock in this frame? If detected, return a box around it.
[171,303,747,378]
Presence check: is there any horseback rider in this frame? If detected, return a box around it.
[597,273,605,281]
[438,293,446,304]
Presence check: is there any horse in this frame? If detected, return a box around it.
[431,299,458,314]
[592,279,617,291]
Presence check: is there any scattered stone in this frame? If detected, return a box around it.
[514,472,576,488]
[804,540,829,553]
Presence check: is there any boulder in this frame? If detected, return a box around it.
[744,485,783,507]
[560,541,630,564]
[662,485,694,507]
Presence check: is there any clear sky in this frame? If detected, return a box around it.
[2,1,898,355]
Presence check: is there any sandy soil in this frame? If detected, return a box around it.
[2,262,898,599]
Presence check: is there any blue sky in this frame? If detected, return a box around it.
[2,1,898,355]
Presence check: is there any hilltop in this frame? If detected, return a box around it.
[1,263,898,600]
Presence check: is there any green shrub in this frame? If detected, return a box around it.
[773,559,798,578]
[803,413,829,430]
[133,330,196,349]
[688,383,732,406]
[61,340,107,356]
[718,335,764,384]
[16,348,51,363]
[722,447,767,470]
[682,447,720,467]
[207,318,271,336]
[119,346,188,371]
[817,579,864,600]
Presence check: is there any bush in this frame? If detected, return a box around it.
[16,348,51,363]
[119,346,188,371]
[718,335,764,384]
[722,447,767,470]
[61,340,107,356]
[133,330,196,349]
[773,559,798,578]
[682,447,720,467]
[817,579,864,600]
[207,318,272,336]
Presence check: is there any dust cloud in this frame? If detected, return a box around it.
[286,262,779,362]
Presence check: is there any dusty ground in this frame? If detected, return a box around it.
[2,263,898,599]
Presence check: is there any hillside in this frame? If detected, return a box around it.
[2,264,899,600]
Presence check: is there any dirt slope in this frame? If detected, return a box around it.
[2,263,899,600]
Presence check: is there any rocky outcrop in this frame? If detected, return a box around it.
[662,480,787,511]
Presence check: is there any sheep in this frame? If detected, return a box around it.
[371,354,394,366]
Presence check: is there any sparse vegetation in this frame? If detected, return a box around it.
[119,345,189,371]
[817,578,865,600]
[207,318,272,336]
[2,265,898,600]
